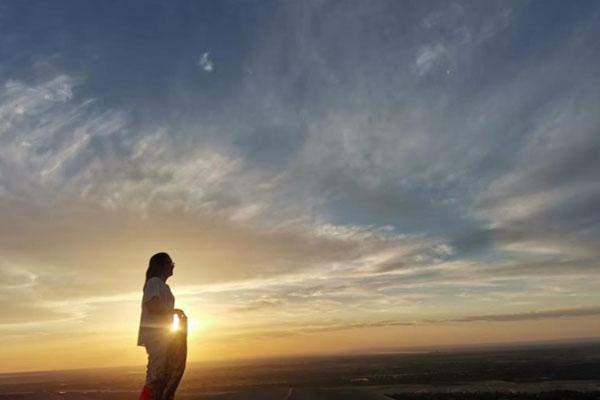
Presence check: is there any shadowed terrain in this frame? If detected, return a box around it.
[2,341,600,399]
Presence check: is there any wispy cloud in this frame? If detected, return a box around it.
[197,305,600,342]
[446,306,600,323]
[198,52,214,72]
[415,43,447,75]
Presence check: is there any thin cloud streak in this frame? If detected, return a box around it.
[445,307,600,323]
[198,306,600,342]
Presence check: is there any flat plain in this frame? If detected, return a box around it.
[2,341,600,399]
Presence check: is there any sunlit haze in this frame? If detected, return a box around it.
[1,0,600,374]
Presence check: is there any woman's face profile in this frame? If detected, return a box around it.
[165,258,175,278]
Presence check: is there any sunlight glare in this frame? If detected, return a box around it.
[171,314,180,332]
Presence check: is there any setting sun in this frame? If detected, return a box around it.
[171,314,181,332]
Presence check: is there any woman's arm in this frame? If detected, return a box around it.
[146,297,186,318]
[146,296,174,317]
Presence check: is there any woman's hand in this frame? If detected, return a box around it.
[174,308,187,319]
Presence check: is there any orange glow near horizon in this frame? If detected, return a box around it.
[1,207,599,374]
[1,208,599,374]
[2,298,600,374]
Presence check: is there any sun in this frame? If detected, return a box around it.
[170,314,205,335]
[170,314,181,332]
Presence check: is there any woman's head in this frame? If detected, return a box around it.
[145,252,175,282]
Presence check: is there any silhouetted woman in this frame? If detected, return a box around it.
[138,252,187,400]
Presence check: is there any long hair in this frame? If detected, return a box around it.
[145,252,171,285]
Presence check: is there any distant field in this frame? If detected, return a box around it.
[2,341,600,399]
[388,392,600,399]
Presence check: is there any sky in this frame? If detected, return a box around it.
[1,0,600,373]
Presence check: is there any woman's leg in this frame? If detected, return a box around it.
[161,318,188,400]
[140,337,170,400]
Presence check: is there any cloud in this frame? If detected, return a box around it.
[0,263,38,290]
[415,43,447,75]
[198,52,214,72]
[0,198,442,334]
[0,75,127,205]
[0,74,286,222]
[446,306,600,323]
[199,305,600,342]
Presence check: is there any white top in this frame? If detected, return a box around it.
[137,277,175,346]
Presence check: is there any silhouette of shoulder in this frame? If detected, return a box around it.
[143,277,165,302]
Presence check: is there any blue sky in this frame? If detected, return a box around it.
[1,0,600,371]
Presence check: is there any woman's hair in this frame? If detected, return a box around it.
[145,252,171,284]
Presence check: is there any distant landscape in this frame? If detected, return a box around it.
[2,340,600,399]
